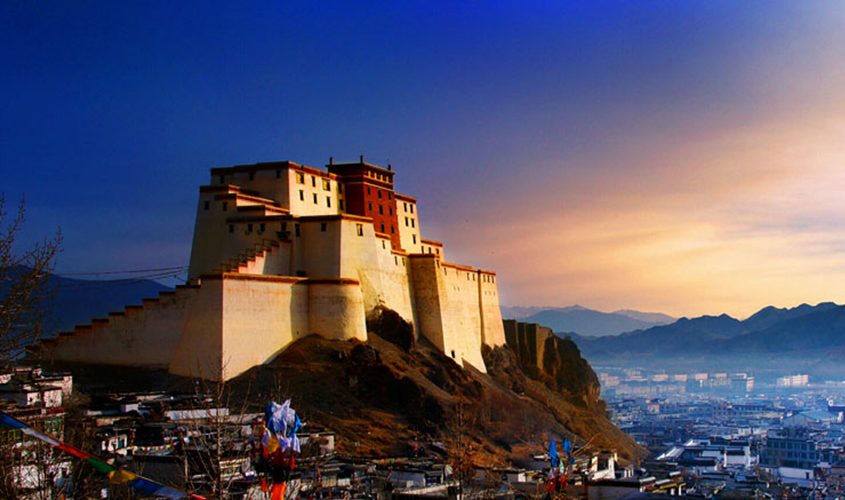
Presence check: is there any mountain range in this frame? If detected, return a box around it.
[569,302,845,376]
[44,272,172,332]
[500,304,676,336]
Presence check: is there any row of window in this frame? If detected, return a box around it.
[366,186,392,200]
[295,171,340,193]
[402,202,415,214]
[404,217,415,228]
[298,190,344,210]
[368,202,392,216]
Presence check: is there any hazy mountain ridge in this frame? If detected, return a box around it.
[501,305,676,337]
[573,302,845,361]
[39,271,173,332]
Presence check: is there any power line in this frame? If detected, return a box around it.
[56,266,187,277]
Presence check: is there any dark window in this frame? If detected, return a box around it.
[247,224,253,232]
[378,190,382,199]
[276,170,281,178]
[367,186,371,195]
[219,175,225,183]
[451,350,455,359]
[311,176,316,187]
[368,202,373,211]
[405,217,409,226]
[410,205,414,214]
[321,223,327,232]
[390,225,394,234]
[378,205,383,215]
[299,190,304,201]
[380,223,385,233]
[249,172,255,181]
[356,224,363,236]
[295,224,300,237]
[389,207,393,215]
[411,219,415,228]
[413,235,417,244]
[222,202,228,211]
[313,193,318,204]
[388,193,392,200]
[404,202,408,212]
[326,197,331,208]
[229,225,234,233]
[204,201,210,210]
[340,200,344,211]
[338,184,343,194]
[260,223,265,232]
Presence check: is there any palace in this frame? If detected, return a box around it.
[39,158,506,381]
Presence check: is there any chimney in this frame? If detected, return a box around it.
[360,155,364,163]
[388,164,392,171]
[329,157,333,165]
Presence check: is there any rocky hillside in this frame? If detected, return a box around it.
[232,310,640,466]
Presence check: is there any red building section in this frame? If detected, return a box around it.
[328,157,403,250]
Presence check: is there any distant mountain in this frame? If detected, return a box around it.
[741,302,839,332]
[521,307,675,337]
[47,273,172,332]
[613,309,676,325]
[500,305,585,319]
[573,302,845,365]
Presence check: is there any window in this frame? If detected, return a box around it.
[367,186,371,195]
[410,205,414,214]
[204,201,210,210]
[295,224,300,237]
[219,175,225,183]
[411,219,415,228]
[356,224,363,236]
[259,223,265,233]
[326,197,331,208]
[222,202,228,211]
[404,202,408,212]
[296,172,305,184]
[311,176,316,187]
[276,170,281,178]
[378,189,382,199]
[368,202,373,211]
[390,225,394,234]
[405,217,409,226]
[380,223,385,233]
[247,224,253,233]
[249,172,255,181]
[229,224,234,233]
[378,205,383,215]
[313,193,318,204]
[389,207,393,215]
[394,256,398,265]
[299,190,304,201]
[323,179,331,191]
[388,193,392,200]
[382,241,386,249]
[321,223,327,232]
[451,350,455,359]
[412,235,417,244]
[340,200,344,211]
[338,184,343,194]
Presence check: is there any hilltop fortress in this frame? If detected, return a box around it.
[39,158,506,381]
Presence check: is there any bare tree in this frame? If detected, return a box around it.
[0,195,62,362]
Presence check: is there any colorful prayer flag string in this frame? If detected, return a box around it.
[0,410,206,500]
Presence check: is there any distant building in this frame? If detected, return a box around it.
[777,375,809,387]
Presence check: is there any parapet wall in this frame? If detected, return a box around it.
[169,274,367,381]
[42,286,199,368]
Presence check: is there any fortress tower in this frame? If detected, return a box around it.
[39,158,506,381]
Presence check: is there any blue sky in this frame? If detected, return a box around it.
[4,1,845,316]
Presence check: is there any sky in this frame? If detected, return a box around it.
[2,1,845,318]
